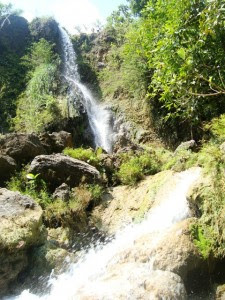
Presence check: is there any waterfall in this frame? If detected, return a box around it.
[11,167,201,300]
[59,27,114,153]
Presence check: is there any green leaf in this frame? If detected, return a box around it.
[177,48,186,60]
[26,173,39,180]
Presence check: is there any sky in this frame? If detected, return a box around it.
[1,0,128,33]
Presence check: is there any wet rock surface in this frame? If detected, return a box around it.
[29,154,101,189]
[77,264,187,300]
[92,170,174,234]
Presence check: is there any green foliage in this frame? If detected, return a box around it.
[190,143,225,258]
[22,38,58,72]
[127,0,149,16]
[106,5,133,46]
[191,224,213,259]
[13,39,62,133]
[0,52,27,131]
[123,0,225,140]
[204,114,225,143]
[117,151,161,185]
[163,149,198,172]
[63,147,101,167]
[7,169,53,209]
[45,183,104,228]
[88,184,104,203]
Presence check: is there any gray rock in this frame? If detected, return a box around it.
[0,189,46,296]
[39,131,73,154]
[53,183,70,202]
[29,154,101,189]
[0,155,17,182]
[175,140,196,153]
[0,133,46,163]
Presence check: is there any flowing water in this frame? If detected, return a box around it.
[60,27,114,153]
[11,167,201,300]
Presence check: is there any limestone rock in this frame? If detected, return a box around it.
[175,140,196,153]
[0,189,46,296]
[0,155,17,182]
[29,154,101,189]
[0,133,46,163]
[91,171,174,234]
[146,219,204,281]
[77,264,187,300]
[39,131,73,154]
[216,284,225,300]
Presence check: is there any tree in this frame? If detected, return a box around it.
[127,0,149,16]
[0,2,21,29]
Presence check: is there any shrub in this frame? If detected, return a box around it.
[63,147,102,167]
[163,149,198,172]
[13,39,62,133]
[117,152,161,185]
[190,143,225,258]
[204,114,225,143]
[191,224,213,259]
[7,169,53,209]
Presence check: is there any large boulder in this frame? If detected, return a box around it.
[76,264,187,300]
[38,131,73,154]
[0,189,46,296]
[91,170,175,234]
[29,154,101,188]
[0,133,46,163]
[124,219,204,283]
[0,155,17,182]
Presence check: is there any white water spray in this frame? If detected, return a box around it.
[60,27,114,153]
[12,167,201,300]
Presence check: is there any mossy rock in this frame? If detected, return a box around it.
[0,189,46,296]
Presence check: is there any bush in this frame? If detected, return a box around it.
[7,169,53,209]
[44,184,104,228]
[63,147,102,167]
[117,152,161,185]
[13,39,62,133]
[190,143,225,258]
[162,149,198,172]
[204,114,225,143]
[191,224,213,259]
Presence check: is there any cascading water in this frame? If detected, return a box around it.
[11,167,201,300]
[59,27,114,153]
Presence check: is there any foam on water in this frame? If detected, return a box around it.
[11,167,201,300]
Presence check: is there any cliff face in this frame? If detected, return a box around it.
[29,17,61,52]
